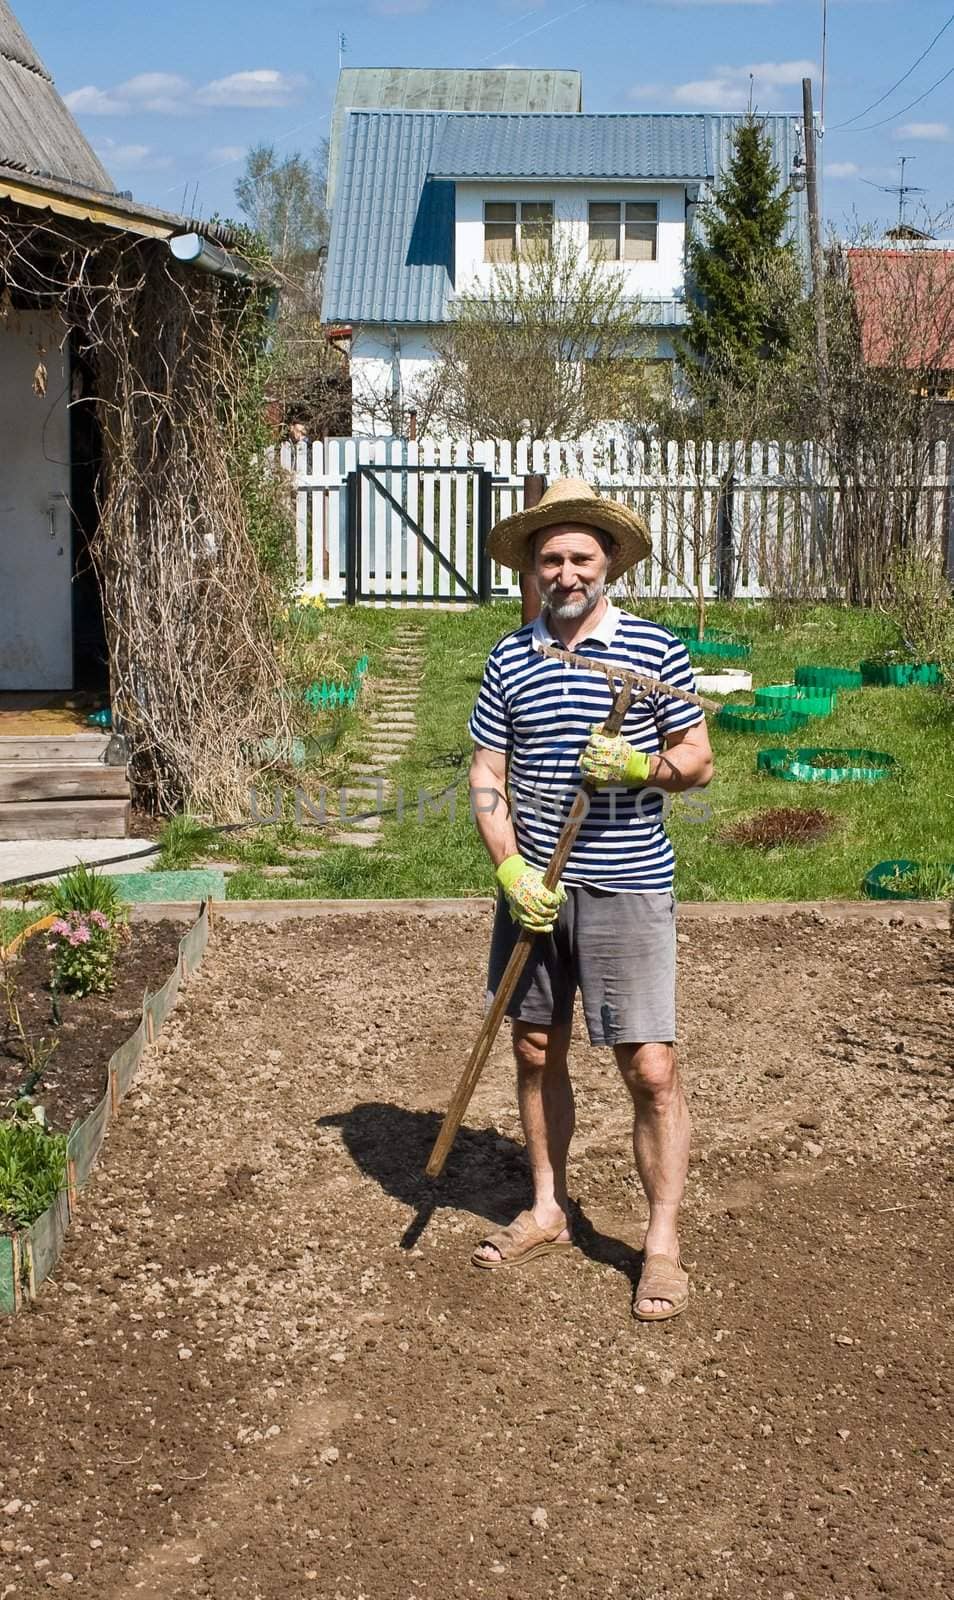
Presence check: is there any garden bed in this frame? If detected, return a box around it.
[0,920,182,1132]
[0,910,948,1597]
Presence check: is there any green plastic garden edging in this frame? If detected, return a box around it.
[859,659,942,688]
[671,627,752,661]
[768,748,897,784]
[863,859,954,900]
[717,704,811,735]
[794,665,863,691]
[754,684,836,718]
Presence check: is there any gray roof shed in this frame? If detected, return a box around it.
[328,67,582,208]
[0,0,114,193]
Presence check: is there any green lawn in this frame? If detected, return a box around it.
[226,599,953,903]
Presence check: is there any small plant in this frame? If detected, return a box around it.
[0,1104,68,1231]
[43,862,128,922]
[1,950,58,1098]
[155,814,222,871]
[47,911,127,998]
[887,862,954,900]
[719,807,836,849]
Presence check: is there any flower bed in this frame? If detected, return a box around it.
[863,859,954,900]
[859,658,942,688]
[671,627,752,661]
[0,905,210,1313]
[794,665,863,691]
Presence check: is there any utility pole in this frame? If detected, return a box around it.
[802,76,830,432]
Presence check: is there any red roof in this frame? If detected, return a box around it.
[847,247,954,371]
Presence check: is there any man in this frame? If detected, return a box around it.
[467,477,713,1321]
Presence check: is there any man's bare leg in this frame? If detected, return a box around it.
[615,1043,690,1316]
[474,1021,574,1263]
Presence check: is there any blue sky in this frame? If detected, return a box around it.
[18,0,954,234]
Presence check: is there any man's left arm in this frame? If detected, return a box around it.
[647,720,713,792]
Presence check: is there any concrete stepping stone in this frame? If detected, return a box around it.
[327,829,379,849]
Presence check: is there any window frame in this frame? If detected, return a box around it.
[587,198,659,264]
[483,198,555,263]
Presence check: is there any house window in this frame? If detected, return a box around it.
[588,201,658,263]
[484,201,553,262]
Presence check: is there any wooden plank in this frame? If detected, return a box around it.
[0,799,131,840]
[420,438,435,599]
[438,436,453,601]
[0,735,110,763]
[0,765,130,802]
[453,438,469,600]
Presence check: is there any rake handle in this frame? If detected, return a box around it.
[425,678,635,1180]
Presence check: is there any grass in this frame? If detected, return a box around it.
[187,599,953,904]
[0,909,35,950]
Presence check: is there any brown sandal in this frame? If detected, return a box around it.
[633,1253,690,1321]
[471,1209,574,1271]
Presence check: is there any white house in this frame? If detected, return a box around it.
[322,107,808,435]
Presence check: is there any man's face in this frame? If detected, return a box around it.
[533,524,610,620]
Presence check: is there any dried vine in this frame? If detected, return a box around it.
[0,206,294,818]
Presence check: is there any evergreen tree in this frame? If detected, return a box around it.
[682,118,803,397]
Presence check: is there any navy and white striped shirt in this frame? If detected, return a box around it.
[468,602,703,893]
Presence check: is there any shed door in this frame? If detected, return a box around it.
[0,312,73,689]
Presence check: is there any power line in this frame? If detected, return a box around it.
[833,9,954,129]
[844,57,954,133]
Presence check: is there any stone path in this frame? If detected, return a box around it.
[326,623,424,850]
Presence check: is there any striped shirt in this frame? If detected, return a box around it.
[468,602,703,892]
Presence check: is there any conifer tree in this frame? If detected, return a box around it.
[682,118,802,397]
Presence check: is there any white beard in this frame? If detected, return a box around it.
[540,575,607,620]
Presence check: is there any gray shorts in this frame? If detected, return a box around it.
[487,885,677,1046]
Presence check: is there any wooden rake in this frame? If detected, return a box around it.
[425,648,718,1179]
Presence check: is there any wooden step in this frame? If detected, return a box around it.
[0,800,131,840]
[0,734,111,763]
[0,764,130,803]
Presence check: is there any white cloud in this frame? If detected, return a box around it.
[896,121,951,141]
[209,145,248,165]
[119,72,191,114]
[64,85,129,115]
[94,137,174,172]
[670,59,817,111]
[371,0,433,12]
[194,69,306,108]
[826,161,860,179]
[628,82,666,101]
[66,68,306,117]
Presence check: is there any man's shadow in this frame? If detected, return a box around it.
[316,1101,643,1291]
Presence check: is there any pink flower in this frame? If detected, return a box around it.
[50,919,70,937]
[89,911,109,929]
[68,926,91,945]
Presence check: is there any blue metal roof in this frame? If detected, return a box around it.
[323,109,806,327]
[430,113,711,181]
[323,111,454,326]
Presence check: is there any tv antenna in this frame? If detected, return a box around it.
[860,154,927,229]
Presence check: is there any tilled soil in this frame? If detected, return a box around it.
[0,922,183,1131]
[0,910,951,1600]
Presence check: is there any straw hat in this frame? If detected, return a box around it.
[487,476,651,582]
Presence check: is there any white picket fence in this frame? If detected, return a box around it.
[277,435,952,605]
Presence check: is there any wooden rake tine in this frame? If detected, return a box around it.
[425,654,718,1181]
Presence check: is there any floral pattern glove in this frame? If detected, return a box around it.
[495,853,567,933]
[578,726,653,788]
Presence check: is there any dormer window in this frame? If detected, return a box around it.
[484,201,553,262]
[588,201,658,262]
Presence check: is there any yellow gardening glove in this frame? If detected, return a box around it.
[496,853,566,933]
[578,726,653,788]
